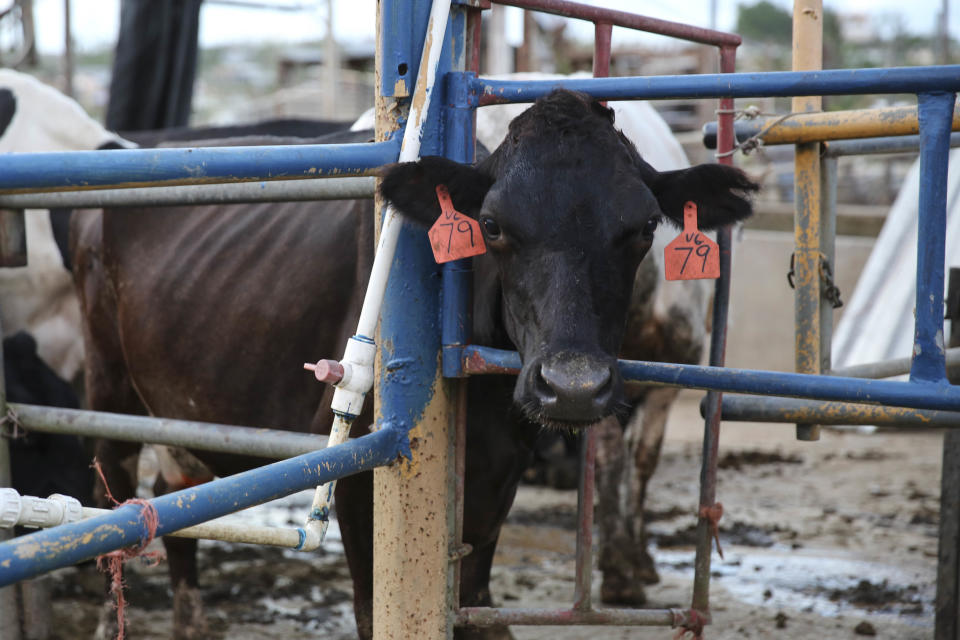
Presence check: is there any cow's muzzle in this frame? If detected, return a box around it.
[519,352,621,426]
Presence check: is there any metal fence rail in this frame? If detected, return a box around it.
[0,140,398,192]
[0,177,376,208]
[470,65,960,104]
[9,403,333,459]
[0,426,405,586]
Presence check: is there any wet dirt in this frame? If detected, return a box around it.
[39,390,942,639]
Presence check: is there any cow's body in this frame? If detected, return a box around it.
[74,91,756,638]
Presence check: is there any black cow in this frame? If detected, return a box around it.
[5,331,90,506]
[73,90,756,639]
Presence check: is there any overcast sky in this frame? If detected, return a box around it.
[26,0,956,54]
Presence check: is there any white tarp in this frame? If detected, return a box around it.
[832,148,960,369]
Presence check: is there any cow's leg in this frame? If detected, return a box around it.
[458,538,511,640]
[595,414,645,605]
[598,387,677,605]
[335,470,374,640]
[152,471,210,640]
[335,464,517,640]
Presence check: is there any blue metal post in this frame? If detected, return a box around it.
[911,91,957,384]
[0,428,405,586]
[441,72,477,378]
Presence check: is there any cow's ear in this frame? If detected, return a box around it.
[379,156,493,227]
[648,163,759,230]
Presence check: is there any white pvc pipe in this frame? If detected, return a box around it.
[0,489,323,551]
[306,0,452,545]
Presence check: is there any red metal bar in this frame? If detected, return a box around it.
[569,20,611,614]
[691,43,739,618]
[458,605,696,626]
[592,21,612,79]
[467,3,484,74]
[572,430,597,610]
[492,0,741,47]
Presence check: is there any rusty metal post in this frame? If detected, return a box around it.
[792,0,823,441]
[372,2,460,639]
[568,16,612,614]
[691,43,738,620]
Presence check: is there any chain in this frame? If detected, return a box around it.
[787,252,843,309]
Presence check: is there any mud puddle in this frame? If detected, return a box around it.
[656,546,933,627]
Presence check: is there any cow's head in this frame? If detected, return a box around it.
[381,90,757,428]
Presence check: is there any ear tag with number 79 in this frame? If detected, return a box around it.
[428,184,487,264]
[664,201,720,281]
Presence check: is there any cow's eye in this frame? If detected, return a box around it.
[643,215,660,236]
[481,217,501,239]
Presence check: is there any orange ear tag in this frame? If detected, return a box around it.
[428,184,487,264]
[664,201,721,281]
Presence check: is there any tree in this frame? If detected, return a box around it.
[736,1,793,44]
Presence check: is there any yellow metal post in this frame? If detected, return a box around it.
[792,0,823,441]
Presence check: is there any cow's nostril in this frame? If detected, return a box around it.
[592,366,615,409]
[533,364,558,405]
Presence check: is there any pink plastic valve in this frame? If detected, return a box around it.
[304,359,345,384]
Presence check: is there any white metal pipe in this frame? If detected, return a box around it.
[305,0,452,546]
[0,488,323,551]
[0,177,375,208]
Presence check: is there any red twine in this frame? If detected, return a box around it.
[91,458,165,640]
[699,502,724,560]
[673,608,709,640]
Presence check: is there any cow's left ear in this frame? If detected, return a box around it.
[379,156,494,227]
[647,163,759,230]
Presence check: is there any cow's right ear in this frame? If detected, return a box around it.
[379,156,493,227]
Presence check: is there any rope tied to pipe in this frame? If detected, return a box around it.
[699,502,725,560]
[91,458,165,640]
[714,109,800,159]
[673,608,709,640]
[0,406,22,439]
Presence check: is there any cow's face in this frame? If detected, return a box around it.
[381,90,757,428]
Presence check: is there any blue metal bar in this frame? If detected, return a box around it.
[467,65,960,105]
[0,139,400,193]
[911,92,956,383]
[0,427,406,586]
[459,345,960,412]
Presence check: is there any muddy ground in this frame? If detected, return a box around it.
[39,390,942,639]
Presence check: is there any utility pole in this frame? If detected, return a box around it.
[322,0,337,118]
[17,0,37,67]
[938,0,950,64]
[63,0,74,97]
